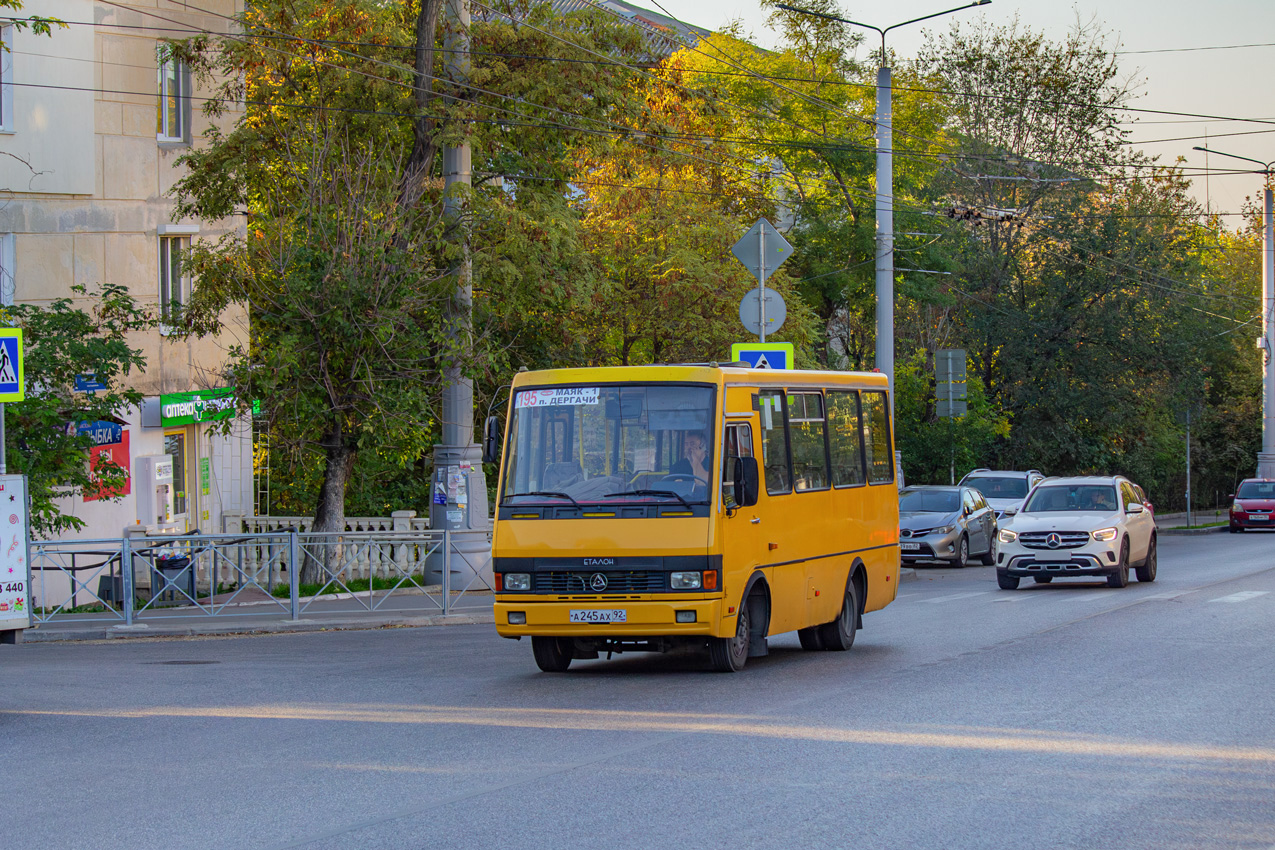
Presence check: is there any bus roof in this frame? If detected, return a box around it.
[509,364,890,389]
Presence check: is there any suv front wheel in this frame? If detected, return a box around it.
[1106,539,1130,588]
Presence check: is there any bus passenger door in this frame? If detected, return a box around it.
[719,415,766,618]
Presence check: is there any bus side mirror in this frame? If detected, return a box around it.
[734,457,760,508]
[482,416,501,465]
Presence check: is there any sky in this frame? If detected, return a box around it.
[647,0,1275,226]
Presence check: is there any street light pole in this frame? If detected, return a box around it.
[1194,146,1275,478]
[776,1,989,404]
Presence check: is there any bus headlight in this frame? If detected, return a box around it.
[670,572,702,590]
[504,573,531,591]
[998,528,1017,543]
[1092,527,1118,542]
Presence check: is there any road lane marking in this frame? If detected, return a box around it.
[1210,591,1270,603]
[923,591,991,604]
[991,595,1030,602]
[1142,593,1184,600]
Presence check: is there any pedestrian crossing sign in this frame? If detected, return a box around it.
[0,329,24,402]
[731,342,794,370]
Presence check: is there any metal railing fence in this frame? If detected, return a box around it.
[29,529,493,627]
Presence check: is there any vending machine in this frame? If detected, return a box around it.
[135,454,175,527]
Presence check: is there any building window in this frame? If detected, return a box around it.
[0,233,13,306]
[159,235,188,326]
[0,25,13,132]
[157,55,187,142]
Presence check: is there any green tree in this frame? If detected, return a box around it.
[3,286,153,536]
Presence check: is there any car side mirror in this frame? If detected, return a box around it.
[1126,502,1145,514]
[1228,493,1235,501]
[733,456,760,508]
[482,415,501,465]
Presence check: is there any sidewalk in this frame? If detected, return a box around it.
[16,589,497,643]
[1154,509,1229,535]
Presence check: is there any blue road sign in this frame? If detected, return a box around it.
[731,342,794,370]
[0,329,23,402]
[74,373,110,393]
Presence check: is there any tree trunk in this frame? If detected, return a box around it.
[399,0,443,211]
[300,438,358,586]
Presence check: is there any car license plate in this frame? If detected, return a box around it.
[1035,550,1070,562]
[1250,514,1269,521]
[569,609,626,624]
[900,542,921,551]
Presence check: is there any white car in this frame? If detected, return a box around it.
[995,475,1157,590]
[959,468,1045,519]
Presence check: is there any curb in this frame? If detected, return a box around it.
[899,567,918,583]
[1157,525,1228,536]
[20,611,496,643]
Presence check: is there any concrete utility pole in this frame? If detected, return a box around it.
[1194,147,1275,479]
[776,1,989,407]
[430,0,492,586]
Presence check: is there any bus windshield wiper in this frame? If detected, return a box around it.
[513,491,581,507]
[603,489,695,509]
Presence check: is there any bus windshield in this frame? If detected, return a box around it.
[502,384,716,506]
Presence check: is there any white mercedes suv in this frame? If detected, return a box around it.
[995,475,1157,590]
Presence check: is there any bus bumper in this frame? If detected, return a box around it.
[494,597,727,639]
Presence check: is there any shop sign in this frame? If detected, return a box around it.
[76,420,124,447]
[160,388,238,426]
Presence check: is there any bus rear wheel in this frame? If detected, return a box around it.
[818,581,859,652]
[531,637,573,673]
[709,600,751,672]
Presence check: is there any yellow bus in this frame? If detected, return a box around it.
[486,363,900,672]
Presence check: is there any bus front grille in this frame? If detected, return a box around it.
[534,571,667,593]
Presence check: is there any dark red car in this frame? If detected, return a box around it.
[1230,479,1275,532]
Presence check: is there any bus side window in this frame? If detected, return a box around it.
[826,390,866,487]
[721,423,754,508]
[788,392,829,492]
[862,390,894,485]
[758,390,792,495]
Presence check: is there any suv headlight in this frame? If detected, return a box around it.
[503,573,531,591]
[670,571,702,590]
[1092,527,1118,542]
[998,528,1017,543]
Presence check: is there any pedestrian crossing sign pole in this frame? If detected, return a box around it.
[0,329,25,475]
[731,342,794,370]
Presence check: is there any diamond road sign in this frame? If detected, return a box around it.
[0,329,23,402]
[731,218,794,283]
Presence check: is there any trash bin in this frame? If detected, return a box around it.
[153,556,195,604]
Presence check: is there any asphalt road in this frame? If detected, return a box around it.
[5,532,1274,850]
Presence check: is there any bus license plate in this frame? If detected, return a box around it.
[570,609,626,624]
[900,542,920,551]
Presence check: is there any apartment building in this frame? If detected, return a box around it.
[0,0,251,539]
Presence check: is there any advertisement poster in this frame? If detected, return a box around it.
[0,475,29,630]
[84,429,132,502]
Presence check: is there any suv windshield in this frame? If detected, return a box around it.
[1024,484,1118,513]
[964,476,1028,499]
[1237,481,1275,499]
[502,384,716,506]
[899,489,959,513]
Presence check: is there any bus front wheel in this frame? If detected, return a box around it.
[709,601,751,672]
[531,637,573,673]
